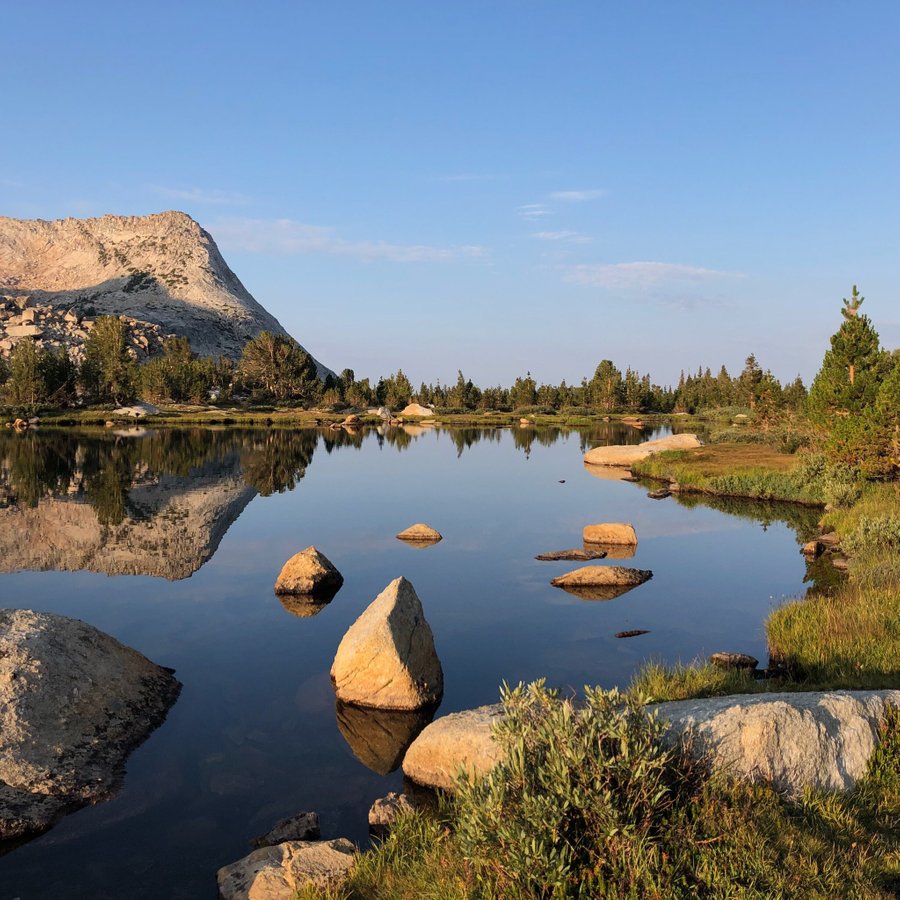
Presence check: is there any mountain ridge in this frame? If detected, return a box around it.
[0,211,330,373]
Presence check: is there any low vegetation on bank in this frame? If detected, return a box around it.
[304,685,900,900]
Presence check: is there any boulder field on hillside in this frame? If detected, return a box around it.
[583,433,703,467]
[0,609,181,840]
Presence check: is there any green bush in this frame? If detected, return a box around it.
[453,681,686,897]
[844,514,900,557]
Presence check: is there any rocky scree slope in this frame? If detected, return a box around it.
[0,211,328,370]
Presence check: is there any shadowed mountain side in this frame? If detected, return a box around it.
[0,472,257,580]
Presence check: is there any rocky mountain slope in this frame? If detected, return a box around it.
[0,211,328,370]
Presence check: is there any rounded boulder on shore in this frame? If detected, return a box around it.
[583,433,702,467]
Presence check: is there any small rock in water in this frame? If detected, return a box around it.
[275,547,344,597]
[551,566,652,601]
[615,629,650,639]
[709,652,759,671]
[582,523,638,545]
[252,812,320,848]
[558,479,566,483]
[818,532,841,546]
[396,523,442,543]
[802,540,825,558]
[535,548,607,562]
[647,488,671,500]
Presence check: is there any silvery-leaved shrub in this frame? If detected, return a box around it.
[844,514,900,556]
[452,681,687,898]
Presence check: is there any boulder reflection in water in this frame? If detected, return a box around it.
[335,701,436,775]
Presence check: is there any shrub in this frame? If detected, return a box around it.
[453,681,686,897]
[843,514,900,557]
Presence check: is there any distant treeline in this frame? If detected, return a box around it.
[0,313,805,418]
[1,288,898,465]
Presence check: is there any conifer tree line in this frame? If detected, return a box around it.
[0,287,897,464]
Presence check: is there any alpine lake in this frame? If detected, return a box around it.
[0,422,826,898]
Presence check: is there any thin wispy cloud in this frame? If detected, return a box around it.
[549,188,607,202]
[532,230,591,244]
[211,217,488,263]
[562,261,741,290]
[150,185,252,206]
[517,203,551,220]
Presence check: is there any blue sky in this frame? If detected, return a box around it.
[3,2,899,385]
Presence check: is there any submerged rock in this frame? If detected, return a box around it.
[252,812,320,848]
[0,609,181,840]
[657,690,900,796]
[335,701,434,774]
[402,705,506,792]
[217,838,356,899]
[582,523,638,545]
[274,547,343,597]
[647,488,671,500]
[396,523,443,543]
[535,548,607,562]
[583,433,702,467]
[331,577,443,710]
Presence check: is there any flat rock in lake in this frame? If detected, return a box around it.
[0,609,181,841]
[535,548,607,561]
[396,523,442,543]
[647,488,671,500]
[274,547,343,597]
[551,566,652,601]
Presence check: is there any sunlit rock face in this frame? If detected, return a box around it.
[0,211,330,372]
[0,471,257,580]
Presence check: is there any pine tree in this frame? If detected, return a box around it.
[4,338,45,408]
[80,316,137,405]
[807,286,887,423]
[876,354,900,467]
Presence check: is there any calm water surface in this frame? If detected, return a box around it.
[0,424,819,898]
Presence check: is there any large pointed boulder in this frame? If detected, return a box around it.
[331,577,443,710]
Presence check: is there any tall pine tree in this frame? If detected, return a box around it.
[807,286,886,424]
